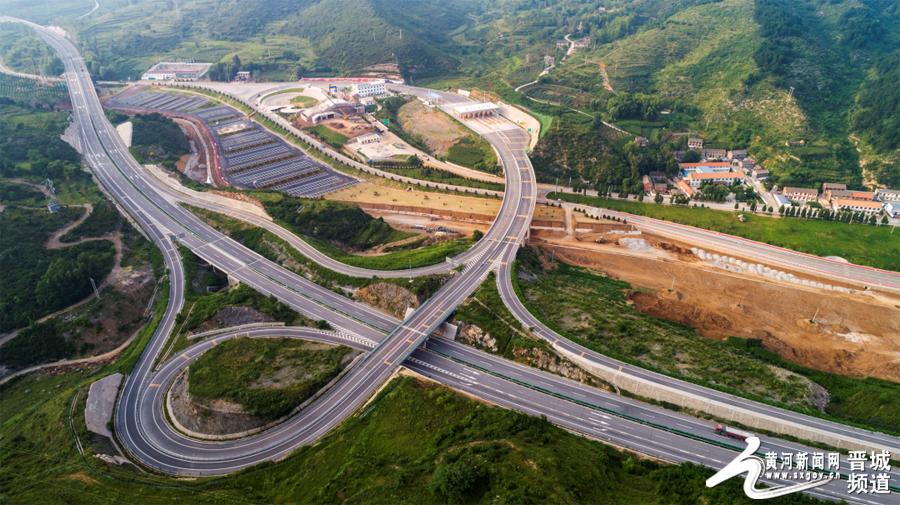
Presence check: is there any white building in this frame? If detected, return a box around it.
[875,188,900,203]
[685,171,743,188]
[831,198,883,215]
[452,102,500,119]
[353,81,387,98]
[141,62,211,81]
[782,187,818,202]
[355,133,382,145]
[884,202,900,218]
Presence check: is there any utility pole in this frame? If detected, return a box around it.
[810,307,820,324]
[90,277,101,300]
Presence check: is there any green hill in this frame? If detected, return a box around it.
[524,0,900,188]
[4,0,897,187]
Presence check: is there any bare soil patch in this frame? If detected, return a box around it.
[192,306,275,335]
[327,181,501,216]
[356,282,420,319]
[397,99,466,156]
[534,233,900,381]
[321,118,374,139]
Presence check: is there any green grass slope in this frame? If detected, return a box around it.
[1,370,825,504]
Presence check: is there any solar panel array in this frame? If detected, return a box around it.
[107,89,357,197]
[108,89,207,114]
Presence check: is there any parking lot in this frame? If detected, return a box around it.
[107,88,358,197]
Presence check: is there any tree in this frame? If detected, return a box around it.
[882,215,889,225]
[430,458,483,504]
[654,192,664,204]
[472,229,484,241]
[682,150,701,163]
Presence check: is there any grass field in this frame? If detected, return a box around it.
[305,235,473,271]
[453,273,548,359]
[261,195,476,271]
[445,135,497,173]
[308,124,349,149]
[0,369,823,504]
[189,337,353,420]
[551,193,900,271]
[375,165,504,192]
[289,95,317,107]
[514,247,900,435]
[186,205,451,304]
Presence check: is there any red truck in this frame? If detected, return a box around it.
[715,424,753,441]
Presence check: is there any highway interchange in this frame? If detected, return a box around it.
[4,16,899,502]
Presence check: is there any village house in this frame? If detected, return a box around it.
[822,182,846,193]
[733,157,756,173]
[648,171,669,194]
[824,189,875,202]
[687,137,704,151]
[848,191,875,201]
[573,36,591,48]
[679,161,732,173]
[728,149,748,160]
[751,167,769,180]
[702,148,727,161]
[781,187,818,203]
[875,188,900,203]
[676,179,695,197]
[685,171,743,188]
[831,198,884,215]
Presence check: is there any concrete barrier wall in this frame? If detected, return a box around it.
[553,344,899,454]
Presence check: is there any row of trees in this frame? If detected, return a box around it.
[779,205,889,225]
[208,55,244,82]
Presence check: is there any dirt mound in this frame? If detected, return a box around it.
[193,306,275,334]
[169,372,268,436]
[541,243,900,381]
[356,282,419,319]
[629,291,734,333]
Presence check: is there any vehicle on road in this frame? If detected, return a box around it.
[716,423,752,441]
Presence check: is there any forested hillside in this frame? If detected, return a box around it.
[1,0,897,188]
[506,0,899,189]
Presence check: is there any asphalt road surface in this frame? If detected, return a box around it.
[4,16,898,502]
